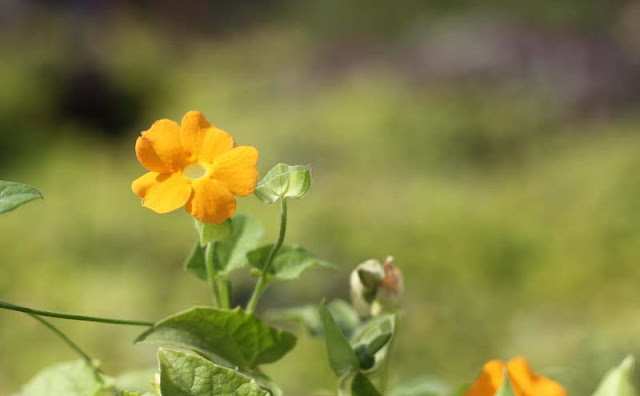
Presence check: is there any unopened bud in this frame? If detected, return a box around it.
[350,256,403,317]
[371,256,404,315]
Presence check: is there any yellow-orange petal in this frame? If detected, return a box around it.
[197,126,234,164]
[135,136,170,173]
[464,360,505,396]
[140,119,187,171]
[210,146,259,196]
[131,172,192,214]
[507,357,566,396]
[185,178,236,224]
[180,111,213,159]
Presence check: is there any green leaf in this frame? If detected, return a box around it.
[593,355,638,396]
[327,300,361,339]
[135,307,297,371]
[319,303,359,377]
[158,349,268,396]
[186,215,264,280]
[254,163,311,204]
[350,314,396,372]
[184,242,207,280]
[248,244,331,280]
[213,214,264,277]
[351,373,382,396]
[495,371,516,396]
[17,360,105,396]
[194,218,232,246]
[0,180,43,215]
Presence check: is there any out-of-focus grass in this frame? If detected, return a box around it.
[1,22,640,395]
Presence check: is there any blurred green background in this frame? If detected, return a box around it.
[1,1,640,394]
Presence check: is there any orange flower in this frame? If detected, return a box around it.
[465,357,567,396]
[132,111,258,224]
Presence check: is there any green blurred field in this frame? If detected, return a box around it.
[1,7,640,394]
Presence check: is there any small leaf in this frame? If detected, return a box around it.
[194,218,232,246]
[136,307,297,371]
[495,371,516,396]
[184,242,207,280]
[593,355,638,396]
[158,349,268,396]
[351,372,382,396]
[319,303,359,377]
[0,180,43,214]
[214,214,264,277]
[248,244,331,280]
[254,163,311,204]
[17,360,105,396]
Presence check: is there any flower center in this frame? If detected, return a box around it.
[183,163,207,180]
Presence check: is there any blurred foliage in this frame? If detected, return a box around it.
[1,2,640,395]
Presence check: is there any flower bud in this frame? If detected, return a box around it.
[350,259,384,316]
[350,256,403,317]
[371,256,404,315]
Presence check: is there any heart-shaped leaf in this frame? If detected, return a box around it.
[158,348,268,396]
[136,307,296,371]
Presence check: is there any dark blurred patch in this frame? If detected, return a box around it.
[52,63,145,139]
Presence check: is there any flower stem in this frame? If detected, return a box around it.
[0,300,153,327]
[218,278,231,308]
[205,242,221,307]
[246,198,288,314]
[28,314,104,384]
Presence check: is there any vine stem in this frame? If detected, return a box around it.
[246,198,288,314]
[28,314,104,384]
[0,300,153,327]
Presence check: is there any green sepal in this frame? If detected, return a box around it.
[254,163,311,204]
[0,180,43,214]
[593,355,638,396]
[495,370,516,396]
[157,348,269,396]
[350,314,396,373]
[135,307,297,372]
[351,372,382,396]
[17,360,107,396]
[318,303,360,377]
[248,244,332,280]
[194,218,232,246]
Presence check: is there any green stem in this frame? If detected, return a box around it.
[0,300,153,327]
[28,314,104,384]
[246,198,288,314]
[218,278,231,308]
[205,242,221,307]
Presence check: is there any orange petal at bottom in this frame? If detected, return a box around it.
[185,178,236,224]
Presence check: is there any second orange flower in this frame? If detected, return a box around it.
[132,111,259,224]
